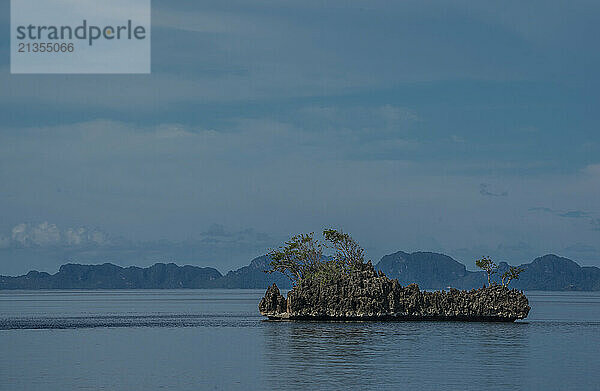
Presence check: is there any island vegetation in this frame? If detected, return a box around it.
[476,256,524,287]
[269,230,525,289]
[267,229,365,284]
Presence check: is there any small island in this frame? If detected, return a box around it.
[259,230,530,322]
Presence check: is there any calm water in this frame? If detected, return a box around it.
[1,290,599,391]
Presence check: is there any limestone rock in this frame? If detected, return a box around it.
[259,262,530,321]
[258,283,287,316]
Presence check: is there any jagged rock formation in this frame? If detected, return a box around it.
[259,262,530,322]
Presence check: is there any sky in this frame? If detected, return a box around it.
[1,0,599,275]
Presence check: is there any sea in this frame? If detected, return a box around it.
[1,290,599,391]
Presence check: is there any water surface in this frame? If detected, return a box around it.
[1,290,599,390]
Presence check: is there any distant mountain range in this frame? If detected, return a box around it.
[1,251,599,291]
[377,251,600,291]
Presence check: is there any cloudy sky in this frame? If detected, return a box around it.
[1,0,599,275]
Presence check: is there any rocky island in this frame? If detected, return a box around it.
[259,230,530,322]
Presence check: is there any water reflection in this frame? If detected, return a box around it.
[263,321,530,391]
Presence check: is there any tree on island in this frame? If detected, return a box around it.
[500,266,525,287]
[323,228,365,271]
[475,256,498,286]
[476,257,524,287]
[267,229,366,284]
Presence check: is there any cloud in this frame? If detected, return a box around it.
[479,183,508,197]
[12,222,61,247]
[558,211,590,219]
[64,227,111,246]
[7,0,596,115]
[529,207,590,219]
[0,222,277,275]
[6,222,112,248]
[1,0,600,275]
[529,207,600,232]
[0,221,274,251]
[528,207,553,213]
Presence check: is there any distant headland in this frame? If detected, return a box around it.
[1,250,599,291]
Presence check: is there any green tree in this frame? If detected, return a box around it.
[323,228,365,272]
[266,232,323,282]
[475,256,498,286]
[267,229,366,283]
[500,266,525,287]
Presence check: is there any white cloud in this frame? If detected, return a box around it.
[31,222,61,246]
[11,222,61,246]
[6,222,110,248]
[65,227,110,246]
[0,221,277,275]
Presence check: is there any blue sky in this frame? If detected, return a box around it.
[1,0,599,274]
